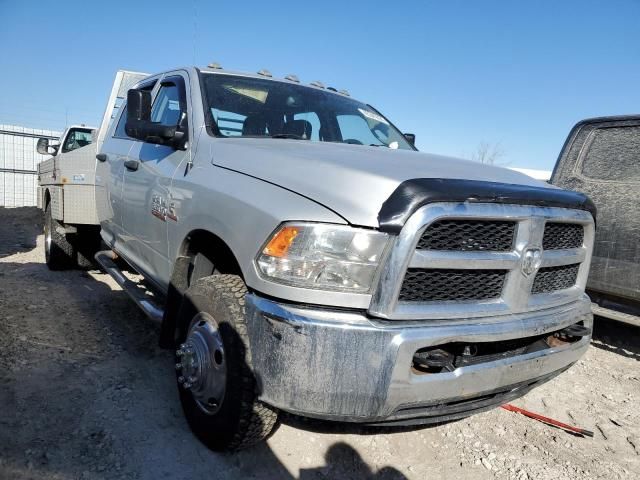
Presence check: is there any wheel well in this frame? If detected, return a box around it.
[159,230,243,349]
[180,230,243,278]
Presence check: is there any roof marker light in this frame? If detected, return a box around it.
[284,74,300,83]
[327,87,337,92]
[208,62,222,69]
[258,69,273,77]
[310,81,325,89]
[339,89,350,96]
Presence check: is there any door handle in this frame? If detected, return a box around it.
[124,159,140,171]
[96,153,108,162]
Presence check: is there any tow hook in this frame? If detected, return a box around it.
[546,324,591,348]
[413,348,456,372]
[412,322,591,374]
[556,324,591,339]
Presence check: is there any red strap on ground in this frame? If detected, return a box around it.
[501,403,594,437]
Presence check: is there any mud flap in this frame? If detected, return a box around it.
[159,256,191,348]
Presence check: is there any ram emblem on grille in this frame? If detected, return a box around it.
[521,247,543,276]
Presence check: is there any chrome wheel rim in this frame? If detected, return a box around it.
[44,218,51,260]
[176,312,227,415]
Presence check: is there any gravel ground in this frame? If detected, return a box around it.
[0,207,638,480]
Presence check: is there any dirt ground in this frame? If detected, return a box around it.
[0,207,638,480]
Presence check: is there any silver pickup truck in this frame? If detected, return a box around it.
[94,65,596,451]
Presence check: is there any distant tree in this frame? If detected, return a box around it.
[471,142,505,165]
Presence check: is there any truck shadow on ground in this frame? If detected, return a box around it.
[0,259,408,480]
[0,207,42,258]
[294,442,408,479]
[591,316,640,361]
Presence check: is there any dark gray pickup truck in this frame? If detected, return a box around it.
[552,115,640,327]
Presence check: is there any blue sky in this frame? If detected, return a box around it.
[1,0,638,170]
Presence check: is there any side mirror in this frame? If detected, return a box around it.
[125,89,181,148]
[36,138,49,155]
[127,89,152,123]
[36,137,59,156]
[404,133,416,146]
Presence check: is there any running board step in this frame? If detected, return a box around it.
[592,304,640,328]
[94,250,165,323]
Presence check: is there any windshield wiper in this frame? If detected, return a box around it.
[270,134,305,140]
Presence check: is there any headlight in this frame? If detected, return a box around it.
[256,223,389,293]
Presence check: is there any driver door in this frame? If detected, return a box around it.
[121,72,191,289]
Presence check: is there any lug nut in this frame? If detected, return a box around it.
[175,363,183,370]
[177,376,185,384]
[183,382,192,389]
[188,376,197,383]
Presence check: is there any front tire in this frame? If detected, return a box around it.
[175,274,278,451]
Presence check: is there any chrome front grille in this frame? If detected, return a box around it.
[416,220,516,252]
[543,223,584,250]
[400,269,506,302]
[532,264,580,294]
[369,203,595,320]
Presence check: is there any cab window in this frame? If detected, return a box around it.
[61,128,93,153]
[337,114,385,147]
[294,112,320,141]
[152,84,183,126]
[200,73,414,150]
[212,109,246,136]
[581,126,640,182]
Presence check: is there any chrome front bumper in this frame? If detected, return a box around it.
[245,294,592,424]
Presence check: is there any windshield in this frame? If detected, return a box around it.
[200,73,414,150]
[61,128,93,153]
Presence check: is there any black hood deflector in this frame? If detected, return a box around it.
[378,178,597,234]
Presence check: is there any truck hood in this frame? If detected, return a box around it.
[210,138,553,227]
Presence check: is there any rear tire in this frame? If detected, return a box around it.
[175,274,278,451]
[44,203,76,270]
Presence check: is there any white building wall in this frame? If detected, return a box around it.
[0,125,61,207]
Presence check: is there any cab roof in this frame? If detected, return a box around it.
[197,65,351,98]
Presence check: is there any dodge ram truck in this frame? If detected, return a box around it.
[94,65,596,451]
